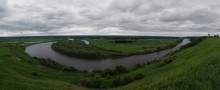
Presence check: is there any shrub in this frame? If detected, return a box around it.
[133,73,145,80]
[101,69,116,77]
[114,65,128,74]
[113,73,145,86]
[101,66,129,77]
[80,75,105,88]
[132,64,145,70]
[34,57,78,72]
[92,70,102,73]
[158,55,176,67]
[32,72,39,77]
[62,66,77,72]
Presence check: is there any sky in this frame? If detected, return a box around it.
[0,0,220,36]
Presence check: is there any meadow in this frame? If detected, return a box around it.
[0,36,220,90]
[52,38,180,59]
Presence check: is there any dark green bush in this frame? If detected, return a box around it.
[113,73,145,86]
[114,65,128,74]
[101,69,116,77]
[32,72,39,77]
[34,57,78,72]
[92,70,102,73]
[80,75,105,88]
[113,39,135,43]
[158,56,176,67]
[101,66,128,77]
[132,64,145,70]
[62,66,77,72]
[133,73,145,80]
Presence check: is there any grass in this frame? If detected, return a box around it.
[90,38,180,54]
[0,37,220,89]
[52,38,180,59]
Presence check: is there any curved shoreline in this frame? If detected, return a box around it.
[51,39,182,59]
[25,39,190,71]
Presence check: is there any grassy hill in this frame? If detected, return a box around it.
[0,38,220,90]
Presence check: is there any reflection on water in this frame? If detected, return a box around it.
[25,39,190,71]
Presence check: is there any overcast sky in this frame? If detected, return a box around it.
[0,0,220,36]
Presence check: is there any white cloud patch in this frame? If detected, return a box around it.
[0,0,220,36]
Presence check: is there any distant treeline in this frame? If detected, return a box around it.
[51,40,124,59]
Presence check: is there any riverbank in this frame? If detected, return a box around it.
[51,38,181,59]
[25,39,189,71]
[3,37,220,90]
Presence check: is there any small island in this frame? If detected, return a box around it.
[51,38,181,59]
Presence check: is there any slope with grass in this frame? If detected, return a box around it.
[114,38,220,90]
[0,38,220,90]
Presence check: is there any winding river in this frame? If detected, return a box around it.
[25,39,190,71]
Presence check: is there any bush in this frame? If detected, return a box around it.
[101,66,129,77]
[133,73,145,80]
[80,75,105,88]
[92,70,102,73]
[113,73,145,86]
[158,55,176,67]
[101,69,116,77]
[113,39,135,43]
[132,64,145,70]
[34,57,78,72]
[114,65,128,74]
[32,72,39,77]
[62,66,77,72]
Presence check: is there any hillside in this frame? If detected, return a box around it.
[0,38,219,90]
[114,38,220,90]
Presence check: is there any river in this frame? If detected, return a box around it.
[25,39,190,71]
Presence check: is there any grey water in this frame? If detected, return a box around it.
[25,39,190,71]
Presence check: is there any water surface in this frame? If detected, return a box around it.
[25,39,190,71]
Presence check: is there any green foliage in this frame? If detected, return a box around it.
[158,55,176,67]
[31,72,39,77]
[2,37,220,90]
[132,64,145,70]
[51,38,180,59]
[51,40,122,59]
[90,38,180,55]
[35,57,78,72]
[113,39,136,43]
[80,75,105,88]
[181,36,207,49]
[101,65,128,77]
[113,73,145,86]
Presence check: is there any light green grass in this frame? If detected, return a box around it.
[89,38,179,54]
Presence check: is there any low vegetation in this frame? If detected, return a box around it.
[52,38,181,59]
[1,36,220,90]
[34,57,78,72]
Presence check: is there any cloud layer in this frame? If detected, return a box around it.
[0,0,220,36]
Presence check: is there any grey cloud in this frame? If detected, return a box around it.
[0,0,9,18]
[161,8,220,24]
[1,0,220,36]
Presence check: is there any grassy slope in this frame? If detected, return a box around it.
[114,38,220,90]
[0,38,220,90]
[0,40,85,90]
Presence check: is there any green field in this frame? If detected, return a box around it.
[52,38,180,59]
[0,37,220,89]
